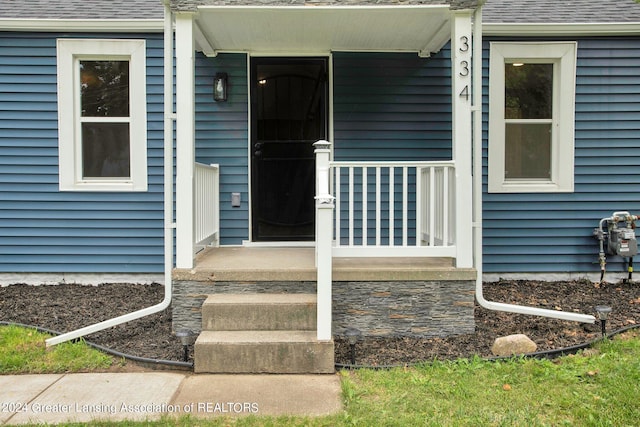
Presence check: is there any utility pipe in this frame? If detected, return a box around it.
[595,211,638,283]
[470,8,594,324]
[46,2,176,346]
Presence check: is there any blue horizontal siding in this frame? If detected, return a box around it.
[333,51,452,162]
[483,36,640,274]
[333,51,451,244]
[194,53,249,245]
[0,32,165,274]
[2,227,161,237]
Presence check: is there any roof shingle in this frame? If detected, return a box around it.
[0,0,638,26]
[482,0,640,24]
[0,0,163,20]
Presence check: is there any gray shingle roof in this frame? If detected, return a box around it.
[482,0,640,24]
[0,0,163,20]
[0,0,638,24]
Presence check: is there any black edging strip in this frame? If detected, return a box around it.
[335,323,640,370]
[0,321,193,370]
[3,321,639,372]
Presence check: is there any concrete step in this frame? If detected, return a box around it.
[201,293,316,331]
[194,330,334,374]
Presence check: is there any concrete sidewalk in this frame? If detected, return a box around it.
[0,372,343,425]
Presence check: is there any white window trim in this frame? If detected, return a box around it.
[57,39,147,192]
[488,42,577,193]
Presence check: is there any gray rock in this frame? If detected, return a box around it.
[491,334,537,357]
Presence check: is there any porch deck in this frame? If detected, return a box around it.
[172,247,476,282]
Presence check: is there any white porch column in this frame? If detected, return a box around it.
[175,13,196,269]
[451,10,474,268]
[314,140,334,341]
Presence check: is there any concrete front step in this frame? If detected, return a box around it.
[194,330,335,374]
[201,293,317,331]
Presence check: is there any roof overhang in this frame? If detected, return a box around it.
[189,5,457,57]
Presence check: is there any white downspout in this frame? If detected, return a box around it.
[471,8,595,324]
[46,2,176,346]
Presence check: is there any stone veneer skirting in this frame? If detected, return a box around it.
[172,280,475,337]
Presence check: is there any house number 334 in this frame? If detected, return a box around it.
[458,35,470,101]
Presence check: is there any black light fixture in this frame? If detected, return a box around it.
[213,72,228,102]
[595,305,612,338]
[344,328,362,366]
[175,329,197,361]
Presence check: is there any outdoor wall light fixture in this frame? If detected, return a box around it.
[213,73,228,102]
[595,305,612,338]
[345,328,362,365]
[175,329,197,361]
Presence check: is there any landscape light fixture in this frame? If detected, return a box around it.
[213,73,228,102]
[175,329,197,362]
[344,328,362,365]
[595,305,612,338]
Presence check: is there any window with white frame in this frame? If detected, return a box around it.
[57,39,147,191]
[488,42,577,193]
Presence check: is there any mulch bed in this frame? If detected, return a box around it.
[1,280,639,367]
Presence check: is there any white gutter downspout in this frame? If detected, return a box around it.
[471,8,594,324]
[46,2,176,346]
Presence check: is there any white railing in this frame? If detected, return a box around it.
[420,163,456,249]
[314,140,458,341]
[194,162,220,251]
[314,142,334,341]
[331,160,456,258]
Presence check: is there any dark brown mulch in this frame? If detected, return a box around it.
[1,280,639,367]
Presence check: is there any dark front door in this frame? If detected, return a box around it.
[251,58,328,242]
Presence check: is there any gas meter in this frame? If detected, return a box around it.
[608,226,637,257]
[593,211,639,282]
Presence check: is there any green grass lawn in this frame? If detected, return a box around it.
[2,325,639,426]
[0,324,113,374]
[339,332,640,426]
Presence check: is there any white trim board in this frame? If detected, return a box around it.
[0,274,165,287]
[0,19,163,32]
[484,23,640,37]
[482,272,628,284]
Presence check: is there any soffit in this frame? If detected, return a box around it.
[192,5,455,56]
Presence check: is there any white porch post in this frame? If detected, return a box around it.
[451,10,474,268]
[175,13,196,269]
[314,140,334,341]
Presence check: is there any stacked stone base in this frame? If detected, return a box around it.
[173,279,475,338]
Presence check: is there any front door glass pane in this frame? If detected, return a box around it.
[251,59,328,241]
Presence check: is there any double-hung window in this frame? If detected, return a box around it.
[488,42,577,193]
[57,39,147,191]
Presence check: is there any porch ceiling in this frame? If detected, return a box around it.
[191,5,453,57]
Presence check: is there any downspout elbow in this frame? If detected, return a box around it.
[45,298,173,347]
[474,277,595,324]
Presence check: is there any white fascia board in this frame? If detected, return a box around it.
[0,18,164,33]
[197,4,449,11]
[484,22,640,37]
